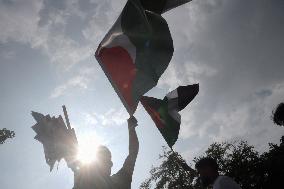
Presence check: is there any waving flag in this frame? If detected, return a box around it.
[95,0,192,115]
[31,107,78,171]
[141,84,199,147]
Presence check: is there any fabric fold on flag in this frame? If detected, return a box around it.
[141,84,199,147]
[95,0,192,115]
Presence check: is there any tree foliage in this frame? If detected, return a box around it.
[272,102,284,126]
[194,141,262,189]
[260,142,284,188]
[140,146,197,189]
[141,139,284,189]
[0,128,15,144]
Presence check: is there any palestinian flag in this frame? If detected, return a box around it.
[31,110,78,171]
[95,0,192,115]
[141,84,199,147]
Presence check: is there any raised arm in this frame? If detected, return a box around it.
[122,116,139,176]
[128,116,139,157]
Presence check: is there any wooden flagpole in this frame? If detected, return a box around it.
[62,105,71,130]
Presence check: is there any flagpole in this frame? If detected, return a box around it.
[170,147,196,178]
[62,105,71,130]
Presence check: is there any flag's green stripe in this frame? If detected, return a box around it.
[158,99,180,147]
[121,0,174,104]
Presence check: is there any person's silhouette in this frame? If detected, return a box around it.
[196,157,241,189]
[67,116,139,189]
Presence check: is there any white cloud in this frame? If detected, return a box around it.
[83,113,99,126]
[0,49,15,59]
[0,0,92,70]
[41,35,92,70]
[82,0,124,44]
[0,0,42,44]
[158,64,184,90]
[185,62,217,82]
[179,82,284,152]
[50,75,87,98]
[160,0,284,155]
[158,61,217,90]
[50,66,96,98]
[83,108,128,127]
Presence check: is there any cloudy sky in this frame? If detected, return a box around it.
[1,0,284,188]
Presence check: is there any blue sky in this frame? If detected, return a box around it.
[1,0,284,188]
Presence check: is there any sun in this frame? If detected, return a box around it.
[77,145,98,164]
[76,134,101,164]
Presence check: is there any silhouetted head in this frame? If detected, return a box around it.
[95,145,113,176]
[272,102,284,126]
[195,157,219,187]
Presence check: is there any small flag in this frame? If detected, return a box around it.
[141,84,199,147]
[95,0,192,115]
[31,110,78,171]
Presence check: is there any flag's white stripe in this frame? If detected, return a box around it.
[168,98,178,110]
[169,110,181,123]
[98,15,136,64]
[166,89,178,99]
[167,89,179,116]
[167,88,181,123]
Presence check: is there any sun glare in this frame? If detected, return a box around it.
[76,134,101,164]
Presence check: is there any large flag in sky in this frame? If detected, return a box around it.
[141,84,199,148]
[95,0,192,115]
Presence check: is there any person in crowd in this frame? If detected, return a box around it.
[67,116,139,189]
[195,157,241,189]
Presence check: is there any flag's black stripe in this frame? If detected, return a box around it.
[177,84,199,111]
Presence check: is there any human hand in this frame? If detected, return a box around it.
[128,116,138,128]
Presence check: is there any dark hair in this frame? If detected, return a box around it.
[195,157,219,171]
[272,103,284,126]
